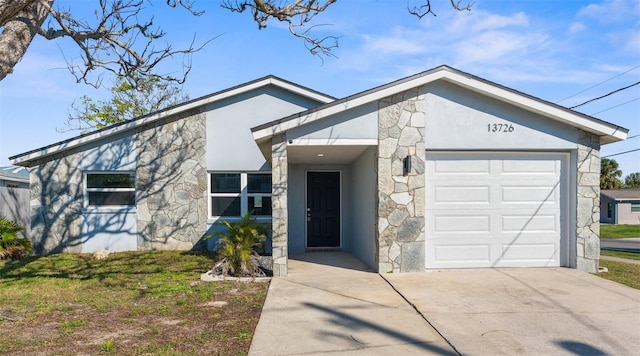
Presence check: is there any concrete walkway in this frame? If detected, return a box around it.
[600,255,640,265]
[250,253,640,356]
[248,253,456,355]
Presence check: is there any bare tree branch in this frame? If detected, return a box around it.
[221,0,338,57]
[409,0,473,19]
[0,0,208,86]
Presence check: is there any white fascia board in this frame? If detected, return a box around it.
[13,77,334,165]
[288,138,378,146]
[270,78,335,103]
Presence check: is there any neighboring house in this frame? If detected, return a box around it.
[0,166,29,189]
[0,166,30,237]
[10,65,628,274]
[601,189,640,225]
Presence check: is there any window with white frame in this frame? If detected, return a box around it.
[632,203,640,213]
[209,172,272,217]
[85,172,136,206]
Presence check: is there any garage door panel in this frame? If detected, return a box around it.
[502,215,558,233]
[434,186,490,204]
[433,215,490,233]
[431,159,490,174]
[499,244,559,263]
[501,186,559,203]
[426,152,567,269]
[434,245,491,263]
[501,159,560,175]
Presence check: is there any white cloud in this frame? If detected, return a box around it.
[578,0,640,23]
[361,32,428,55]
[623,29,640,52]
[567,22,587,35]
[448,11,529,33]
[453,31,550,66]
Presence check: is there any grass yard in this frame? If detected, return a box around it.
[596,250,640,290]
[600,224,640,238]
[0,251,268,355]
[601,249,640,260]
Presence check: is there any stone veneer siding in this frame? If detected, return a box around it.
[135,110,208,250]
[377,88,426,273]
[576,130,601,273]
[271,133,289,276]
[29,151,84,254]
[28,110,208,254]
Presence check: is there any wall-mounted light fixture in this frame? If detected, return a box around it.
[403,155,412,176]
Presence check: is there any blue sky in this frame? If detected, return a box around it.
[0,0,638,177]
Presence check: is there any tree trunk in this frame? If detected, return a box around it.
[0,0,51,81]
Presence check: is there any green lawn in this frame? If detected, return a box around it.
[600,224,640,238]
[0,251,268,355]
[601,249,640,260]
[596,250,640,290]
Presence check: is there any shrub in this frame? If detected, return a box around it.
[0,217,32,259]
[205,212,270,277]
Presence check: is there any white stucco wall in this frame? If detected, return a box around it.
[206,86,324,171]
[79,133,136,171]
[287,102,378,142]
[348,146,377,269]
[424,81,578,150]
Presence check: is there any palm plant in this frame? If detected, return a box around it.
[0,217,32,259]
[205,213,271,277]
[600,158,623,190]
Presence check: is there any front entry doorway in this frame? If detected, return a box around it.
[306,171,341,248]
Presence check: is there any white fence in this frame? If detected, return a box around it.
[0,187,30,237]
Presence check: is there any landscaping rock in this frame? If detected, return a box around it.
[93,250,110,260]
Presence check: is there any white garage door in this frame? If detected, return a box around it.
[425,152,568,268]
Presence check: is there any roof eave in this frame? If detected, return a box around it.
[251,66,629,144]
[11,76,335,166]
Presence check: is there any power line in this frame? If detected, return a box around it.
[591,97,640,115]
[570,81,640,109]
[602,148,640,158]
[558,64,640,103]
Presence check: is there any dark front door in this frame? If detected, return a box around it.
[307,171,340,248]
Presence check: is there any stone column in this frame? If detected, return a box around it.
[271,133,289,277]
[576,130,601,273]
[377,88,426,273]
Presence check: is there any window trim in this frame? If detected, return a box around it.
[84,171,136,209]
[208,171,272,219]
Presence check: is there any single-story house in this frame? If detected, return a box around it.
[10,65,628,274]
[0,166,30,236]
[600,189,640,225]
[0,166,29,189]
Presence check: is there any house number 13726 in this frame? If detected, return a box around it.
[488,123,515,132]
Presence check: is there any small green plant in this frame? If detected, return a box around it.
[0,217,32,259]
[100,339,114,353]
[59,319,88,335]
[204,212,270,277]
[237,332,251,339]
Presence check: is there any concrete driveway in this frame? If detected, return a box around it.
[250,253,640,355]
[384,268,640,355]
